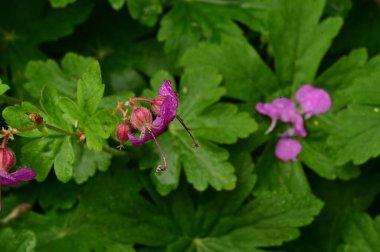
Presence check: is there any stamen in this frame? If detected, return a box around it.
[175,115,199,148]
[265,119,277,135]
[149,130,167,172]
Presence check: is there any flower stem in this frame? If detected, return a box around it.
[149,131,167,172]
[129,97,154,104]
[0,95,22,105]
[175,115,199,148]
[44,124,80,138]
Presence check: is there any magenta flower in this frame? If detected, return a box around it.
[256,98,306,136]
[128,80,178,146]
[296,84,332,119]
[256,84,332,162]
[275,138,302,162]
[0,168,36,187]
[0,147,36,210]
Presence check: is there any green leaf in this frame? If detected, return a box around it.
[338,213,380,252]
[181,37,277,102]
[21,137,63,181]
[54,137,75,183]
[254,141,310,195]
[158,1,243,56]
[0,81,10,96]
[72,141,112,184]
[328,105,380,165]
[77,61,104,115]
[147,67,257,194]
[127,0,162,27]
[207,192,323,249]
[49,0,76,8]
[0,228,36,252]
[290,174,380,252]
[25,53,95,99]
[268,0,342,87]
[109,0,125,10]
[0,0,92,73]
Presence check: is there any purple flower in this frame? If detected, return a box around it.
[296,84,332,119]
[256,98,307,136]
[275,138,302,162]
[0,168,36,187]
[128,80,178,146]
[0,167,36,210]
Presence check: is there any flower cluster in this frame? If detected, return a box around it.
[115,80,198,172]
[0,130,36,210]
[256,84,332,161]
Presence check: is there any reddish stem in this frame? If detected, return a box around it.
[129,97,155,104]
[175,115,200,148]
[149,131,167,172]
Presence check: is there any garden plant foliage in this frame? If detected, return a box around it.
[0,0,380,251]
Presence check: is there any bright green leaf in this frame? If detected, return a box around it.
[127,0,162,27]
[0,228,36,252]
[77,61,104,115]
[25,53,95,99]
[49,0,77,8]
[109,0,125,10]
[54,137,75,183]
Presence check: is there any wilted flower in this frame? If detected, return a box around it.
[256,84,332,162]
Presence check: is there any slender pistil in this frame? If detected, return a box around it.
[175,115,199,148]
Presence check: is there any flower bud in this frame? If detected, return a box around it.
[151,96,166,116]
[0,147,16,172]
[116,122,130,142]
[130,107,153,131]
[275,138,302,162]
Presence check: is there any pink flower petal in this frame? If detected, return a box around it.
[296,84,332,118]
[275,138,302,162]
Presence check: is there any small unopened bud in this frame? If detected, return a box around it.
[28,113,44,125]
[0,147,15,172]
[116,122,130,142]
[151,96,166,116]
[79,133,86,143]
[130,107,153,131]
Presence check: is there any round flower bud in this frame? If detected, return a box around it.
[275,138,302,162]
[116,122,130,142]
[130,107,153,132]
[0,147,16,172]
[151,96,166,116]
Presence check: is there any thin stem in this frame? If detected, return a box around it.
[0,95,22,105]
[0,181,2,212]
[129,97,154,104]
[175,115,199,148]
[149,131,167,172]
[45,124,79,138]
[13,125,38,134]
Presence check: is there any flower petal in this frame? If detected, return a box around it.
[275,138,302,162]
[296,84,332,118]
[256,98,297,123]
[0,168,36,187]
